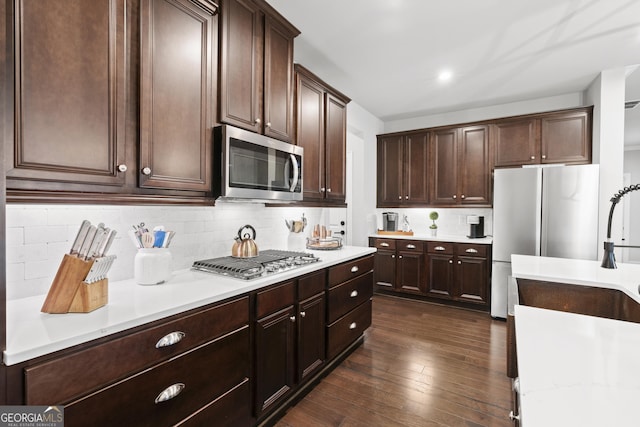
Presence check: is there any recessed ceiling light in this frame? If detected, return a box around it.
[438,70,453,82]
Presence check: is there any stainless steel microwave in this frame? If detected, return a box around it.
[213,125,303,202]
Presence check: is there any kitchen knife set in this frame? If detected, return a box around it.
[130,223,175,249]
[69,220,117,284]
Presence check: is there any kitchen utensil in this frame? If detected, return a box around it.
[285,214,307,233]
[70,220,91,256]
[162,231,175,248]
[98,229,117,257]
[232,225,258,258]
[141,232,155,248]
[78,225,98,260]
[153,230,166,248]
[84,255,117,284]
[87,226,108,260]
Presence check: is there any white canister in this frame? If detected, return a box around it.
[134,248,172,285]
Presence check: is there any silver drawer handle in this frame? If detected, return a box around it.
[350,266,359,273]
[465,248,479,254]
[155,331,185,348]
[435,246,446,251]
[350,290,358,298]
[380,242,390,247]
[349,322,357,330]
[155,383,185,404]
[406,244,416,249]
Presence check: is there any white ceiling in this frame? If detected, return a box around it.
[268,0,640,143]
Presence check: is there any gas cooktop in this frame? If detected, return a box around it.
[192,249,320,280]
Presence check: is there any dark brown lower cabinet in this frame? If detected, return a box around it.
[297,293,326,382]
[371,237,490,309]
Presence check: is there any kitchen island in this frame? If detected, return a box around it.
[510,255,640,425]
[4,246,376,427]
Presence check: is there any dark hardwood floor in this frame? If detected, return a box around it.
[276,295,512,427]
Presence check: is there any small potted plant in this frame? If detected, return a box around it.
[429,211,439,236]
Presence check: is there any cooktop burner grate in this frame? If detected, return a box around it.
[192,249,320,280]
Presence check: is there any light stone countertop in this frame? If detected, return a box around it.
[369,232,492,245]
[4,246,376,366]
[515,305,640,426]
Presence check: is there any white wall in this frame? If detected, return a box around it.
[383,93,585,133]
[5,203,344,300]
[623,148,640,262]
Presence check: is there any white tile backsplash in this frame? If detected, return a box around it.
[6,203,343,300]
[374,207,493,236]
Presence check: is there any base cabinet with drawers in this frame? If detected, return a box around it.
[9,254,375,427]
[369,237,491,309]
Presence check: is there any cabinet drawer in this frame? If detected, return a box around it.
[456,243,488,257]
[328,255,374,288]
[64,326,250,427]
[256,280,295,318]
[326,300,372,360]
[372,238,396,250]
[298,269,326,301]
[426,241,454,254]
[64,326,251,427]
[397,240,424,252]
[178,379,251,427]
[327,271,374,323]
[25,297,249,404]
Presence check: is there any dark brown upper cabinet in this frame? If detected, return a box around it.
[430,125,491,207]
[294,64,350,204]
[376,131,429,207]
[219,0,299,143]
[139,0,217,192]
[6,0,127,188]
[492,107,592,168]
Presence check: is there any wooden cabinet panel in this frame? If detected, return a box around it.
[263,14,294,142]
[297,293,325,382]
[295,74,325,200]
[492,118,539,167]
[64,326,250,427]
[327,271,374,323]
[430,128,458,205]
[325,93,348,201]
[459,125,490,205]
[426,253,454,299]
[294,64,350,203]
[373,248,396,290]
[455,256,488,304]
[297,269,326,301]
[326,299,372,360]
[328,255,374,287]
[139,0,215,191]
[377,132,429,207]
[541,109,591,164]
[219,0,262,134]
[7,0,127,186]
[254,305,296,417]
[397,250,425,294]
[256,280,295,318]
[178,379,251,427]
[25,297,249,405]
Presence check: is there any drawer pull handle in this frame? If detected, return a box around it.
[465,248,479,254]
[290,316,296,323]
[350,290,358,298]
[155,331,186,348]
[435,246,446,251]
[300,311,306,318]
[380,242,389,247]
[350,266,359,273]
[155,383,185,404]
[349,322,357,330]
[406,244,416,249]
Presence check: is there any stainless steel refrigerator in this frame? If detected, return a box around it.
[491,164,600,318]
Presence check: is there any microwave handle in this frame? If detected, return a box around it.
[288,154,299,192]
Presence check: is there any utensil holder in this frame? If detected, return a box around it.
[134,248,172,285]
[41,254,109,314]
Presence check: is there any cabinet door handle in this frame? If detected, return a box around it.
[541,154,547,159]
[391,254,395,258]
[380,242,390,247]
[435,246,446,251]
[406,244,416,249]
[141,167,151,176]
[461,194,465,199]
[405,195,409,200]
[320,187,326,192]
[350,290,358,298]
[350,266,359,273]
[398,196,402,200]
[449,259,453,264]
[349,322,357,330]
[290,316,296,323]
[530,155,535,160]
[117,164,127,172]
[509,411,520,422]
[155,331,186,348]
[452,195,457,199]
[458,260,462,265]
[398,255,403,259]
[327,188,332,192]
[465,248,479,254]
[300,311,306,318]
[255,118,261,124]
[155,383,185,404]
[266,122,271,128]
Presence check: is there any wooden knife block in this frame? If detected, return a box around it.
[41,254,109,314]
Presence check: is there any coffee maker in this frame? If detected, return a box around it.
[382,212,398,231]
[467,215,485,238]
